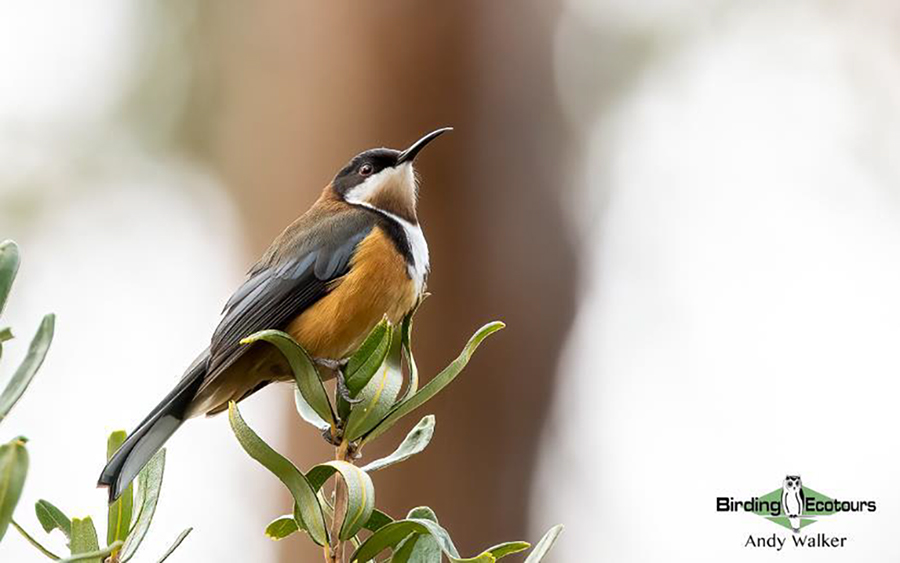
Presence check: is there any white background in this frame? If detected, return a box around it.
[534,1,900,561]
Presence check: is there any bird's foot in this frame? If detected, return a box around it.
[335,369,363,405]
[321,425,342,446]
[314,357,362,404]
[314,357,348,370]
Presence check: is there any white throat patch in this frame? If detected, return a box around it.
[345,164,429,295]
[344,163,417,208]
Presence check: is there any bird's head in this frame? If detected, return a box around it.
[330,127,452,224]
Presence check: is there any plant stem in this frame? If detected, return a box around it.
[329,439,352,563]
[325,369,355,563]
[331,440,353,563]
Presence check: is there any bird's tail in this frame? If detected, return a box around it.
[98,354,207,502]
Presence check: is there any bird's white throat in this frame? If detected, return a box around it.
[345,164,429,295]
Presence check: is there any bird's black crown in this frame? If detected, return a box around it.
[332,148,401,196]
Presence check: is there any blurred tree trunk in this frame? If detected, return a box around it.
[192,1,575,558]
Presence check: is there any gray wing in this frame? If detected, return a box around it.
[206,207,376,378]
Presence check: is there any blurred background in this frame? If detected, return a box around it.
[2,1,900,561]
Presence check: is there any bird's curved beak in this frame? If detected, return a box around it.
[396,127,453,165]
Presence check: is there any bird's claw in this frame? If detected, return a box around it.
[321,426,341,446]
[315,357,348,370]
[314,357,361,404]
[336,370,363,405]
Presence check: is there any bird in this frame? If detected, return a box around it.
[781,475,805,532]
[98,127,451,502]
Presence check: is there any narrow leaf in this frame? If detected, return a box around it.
[364,509,393,533]
[58,541,122,563]
[106,431,133,548]
[11,518,62,560]
[483,542,531,559]
[351,514,461,562]
[0,240,20,318]
[0,314,55,423]
[293,485,389,538]
[362,322,504,444]
[0,327,12,364]
[297,484,390,535]
[156,527,192,563]
[228,402,328,545]
[120,449,165,562]
[406,507,438,523]
[455,542,531,562]
[345,325,403,441]
[523,525,564,563]
[294,387,330,431]
[265,515,299,540]
[304,461,374,540]
[352,511,517,563]
[406,518,460,559]
[70,517,101,563]
[390,507,440,563]
[351,521,431,562]
[398,301,422,404]
[242,330,334,427]
[344,319,391,396]
[362,415,435,473]
[390,534,435,563]
[0,437,28,541]
[35,499,72,540]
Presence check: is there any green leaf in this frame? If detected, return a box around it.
[265,514,299,540]
[0,327,12,364]
[0,240,20,318]
[345,325,404,441]
[399,308,419,403]
[156,527,192,563]
[390,534,426,563]
[290,486,389,538]
[70,517,101,562]
[390,507,440,563]
[11,518,62,559]
[242,330,334,427]
[305,461,374,540]
[351,507,460,563]
[362,415,435,473]
[58,540,122,563]
[344,319,391,396]
[352,507,522,563]
[106,431,133,548]
[228,402,328,545]
[0,437,28,542]
[462,542,531,562]
[351,520,431,562]
[406,507,438,523]
[294,386,330,431]
[523,525,563,563]
[364,509,393,533]
[120,449,165,562]
[35,499,72,540]
[0,314,55,424]
[351,519,462,562]
[313,490,333,525]
[362,322,505,444]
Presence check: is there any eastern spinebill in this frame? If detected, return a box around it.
[98,127,451,501]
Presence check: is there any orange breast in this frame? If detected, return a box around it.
[287,226,418,360]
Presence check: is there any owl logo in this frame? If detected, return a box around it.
[781,475,805,532]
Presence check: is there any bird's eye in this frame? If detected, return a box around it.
[359,163,374,176]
